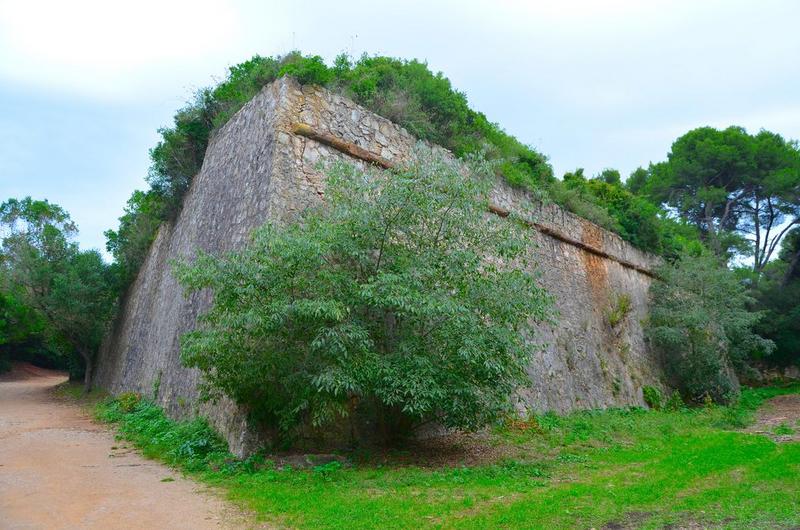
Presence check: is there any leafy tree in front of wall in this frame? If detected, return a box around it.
[174,148,553,445]
[648,252,774,404]
[0,197,117,389]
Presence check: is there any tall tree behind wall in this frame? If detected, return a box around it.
[642,126,800,270]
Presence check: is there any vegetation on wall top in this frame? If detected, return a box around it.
[104,51,696,290]
[105,52,558,287]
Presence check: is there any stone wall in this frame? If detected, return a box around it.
[96,77,666,456]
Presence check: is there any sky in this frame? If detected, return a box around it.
[1,0,799,255]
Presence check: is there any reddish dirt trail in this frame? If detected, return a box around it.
[0,364,252,530]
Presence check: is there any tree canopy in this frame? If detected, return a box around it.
[0,197,117,388]
[753,227,800,365]
[648,252,774,403]
[640,126,800,268]
[555,168,702,257]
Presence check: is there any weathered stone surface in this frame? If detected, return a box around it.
[96,77,666,456]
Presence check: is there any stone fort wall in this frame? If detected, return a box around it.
[95,77,665,456]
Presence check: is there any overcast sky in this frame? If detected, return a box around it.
[1,0,799,255]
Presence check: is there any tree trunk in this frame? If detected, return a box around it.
[703,203,723,257]
[81,352,93,393]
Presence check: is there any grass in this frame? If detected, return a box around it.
[90,384,800,529]
[774,423,795,436]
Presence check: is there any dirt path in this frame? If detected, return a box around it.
[0,364,253,530]
[749,393,800,443]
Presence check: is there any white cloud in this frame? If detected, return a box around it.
[1,0,799,252]
[0,0,252,100]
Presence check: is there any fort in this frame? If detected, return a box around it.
[95,77,665,456]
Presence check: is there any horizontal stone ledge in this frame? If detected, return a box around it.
[292,123,395,169]
[291,122,657,278]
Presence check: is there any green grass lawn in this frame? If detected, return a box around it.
[91,384,800,529]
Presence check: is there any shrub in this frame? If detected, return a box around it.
[278,54,333,86]
[97,396,229,472]
[118,391,142,413]
[174,149,553,444]
[774,423,795,436]
[642,385,663,410]
[648,253,774,404]
[556,168,703,257]
[608,293,632,328]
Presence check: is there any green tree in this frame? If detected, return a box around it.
[744,131,800,272]
[175,149,552,444]
[555,168,702,256]
[0,283,45,372]
[648,252,774,404]
[643,126,800,267]
[779,226,800,287]
[753,227,800,366]
[598,168,622,185]
[0,197,117,389]
[625,166,649,194]
[104,189,166,284]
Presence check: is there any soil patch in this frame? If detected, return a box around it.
[748,393,800,442]
[0,363,260,529]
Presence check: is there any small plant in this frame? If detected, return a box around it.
[313,460,343,481]
[152,370,162,400]
[608,293,632,327]
[504,416,543,433]
[118,392,142,413]
[642,385,663,410]
[556,453,588,464]
[773,423,795,436]
[664,390,685,411]
[96,395,229,473]
[618,342,631,360]
[535,412,561,432]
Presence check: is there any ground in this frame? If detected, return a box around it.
[2,364,799,529]
[0,364,255,530]
[749,394,800,443]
